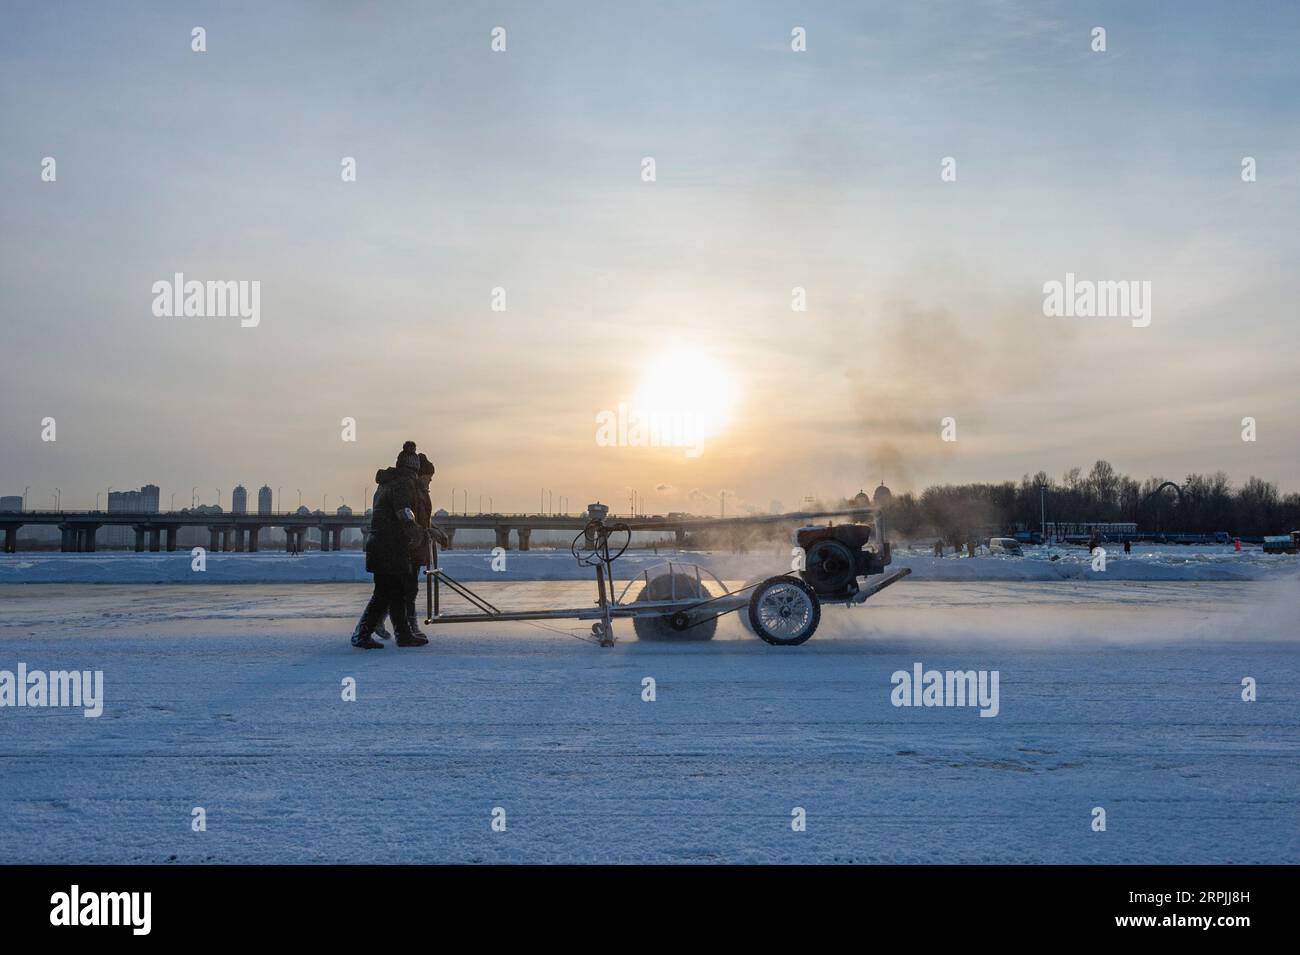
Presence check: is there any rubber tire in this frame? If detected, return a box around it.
[632,572,717,641]
[747,575,821,646]
[736,576,769,635]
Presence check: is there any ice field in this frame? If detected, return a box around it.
[1,574,1296,863]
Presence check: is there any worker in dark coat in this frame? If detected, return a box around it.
[352,441,426,649]
[395,453,446,640]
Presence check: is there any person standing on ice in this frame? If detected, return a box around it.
[351,441,428,649]
[393,453,446,641]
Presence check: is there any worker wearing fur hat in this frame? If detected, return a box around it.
[351,441,427,649]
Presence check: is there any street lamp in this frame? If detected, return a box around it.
[322,493,329,513]
[23,486,29,511]
[170,492,176,510]
[216,489,221,510]
[277,487,282,513]
[191,486,197,508]
[54,488,61,510]
[296,489,302,510]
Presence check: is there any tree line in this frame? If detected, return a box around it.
[874,461,1297,542]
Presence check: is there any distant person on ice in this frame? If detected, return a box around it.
[351,441,428,649]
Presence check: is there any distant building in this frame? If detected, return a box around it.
[0,495,22,512]
[231,485,248,515]
[107,485,160,514]
[101,485,160,546]
[336,504,352,517]
[257,485,273,515]
[1044,521,1136,538]
[295,505,311,516]
[872,483,892,506]
[851,489,871,507]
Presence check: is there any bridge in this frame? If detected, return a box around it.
[0,506,873,555]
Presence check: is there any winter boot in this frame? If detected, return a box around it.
[393,612,428,648]
[350,612,384,650]
[405,595,428,641]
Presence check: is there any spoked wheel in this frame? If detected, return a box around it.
[632,572,716,641]
[748,575,820,646]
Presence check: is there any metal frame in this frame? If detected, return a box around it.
[421,528,912,646]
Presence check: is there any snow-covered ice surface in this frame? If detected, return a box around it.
[2,543,1297,583]
[1,578,1297,863]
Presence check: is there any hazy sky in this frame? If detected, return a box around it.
[3,1,1298,515]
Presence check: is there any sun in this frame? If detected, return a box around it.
[631,346,739,442]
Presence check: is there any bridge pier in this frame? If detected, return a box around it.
[331,527,343,550]
[675,528,687,546]
[247,527,259,552]
[80,525,99,552]
[59,525,75,552]
[165,526,179,551]
[208,528,220,552]
[2,525,16,554]
[517,528,531,551]
[133,525,147,553]
[283,528,306,553]
[494,526,511,550]
[234,527,245,552]
[442,528,456,550]
[149,527,161,552]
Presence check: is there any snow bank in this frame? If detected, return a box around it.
[0,544,1296,584]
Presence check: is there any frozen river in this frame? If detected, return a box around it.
[0,579,1296,863]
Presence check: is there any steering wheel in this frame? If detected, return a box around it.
[571,520,631,566]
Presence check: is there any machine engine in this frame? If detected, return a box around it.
[795,523,891,599]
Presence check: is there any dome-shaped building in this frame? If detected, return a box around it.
[872,483,892,506]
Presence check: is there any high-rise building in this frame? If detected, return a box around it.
[105,485,160,547]
[231,485,248,515]
[257,485,273,515]
[0,495,22,512]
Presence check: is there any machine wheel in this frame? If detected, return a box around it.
[748,576,820,646]
[632,572,716,641]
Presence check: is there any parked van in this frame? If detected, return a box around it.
[988,537,1023,555]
